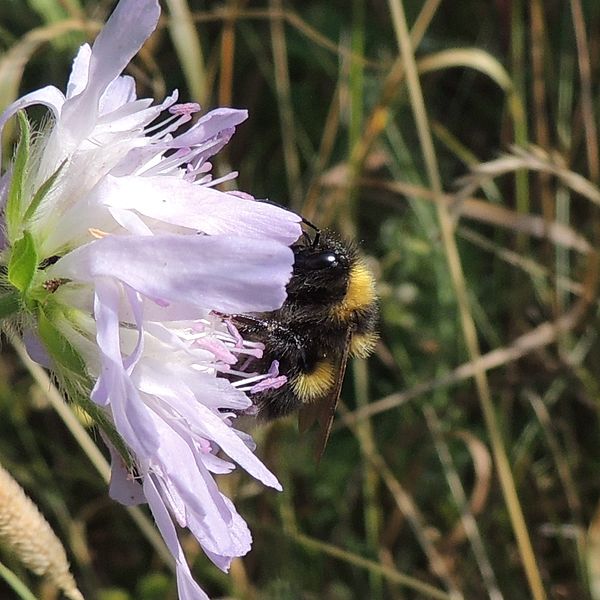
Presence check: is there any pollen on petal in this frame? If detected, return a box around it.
[88,228,110,239]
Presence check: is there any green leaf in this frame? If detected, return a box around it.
[37,308,86,377]
[23,159,67,222]
[7,231,38,293]
[0,291,21,319]
[5,111,31,243]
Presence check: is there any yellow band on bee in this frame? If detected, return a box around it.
[333,260,376,320]
[350,331,378,358]
[292,359,335,402]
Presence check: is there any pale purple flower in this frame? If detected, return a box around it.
[0,0,302,598]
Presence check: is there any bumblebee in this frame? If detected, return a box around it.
[231,223,378,458]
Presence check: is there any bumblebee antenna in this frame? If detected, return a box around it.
[256,199,321,246]
[301,216,321,246]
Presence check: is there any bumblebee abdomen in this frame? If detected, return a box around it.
[350,331,378,358]
[290,358,336,403]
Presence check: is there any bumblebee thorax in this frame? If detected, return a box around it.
[332,258,377,321]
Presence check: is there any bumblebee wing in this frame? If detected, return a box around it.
[299,328,352,462]
[297,396,320,434]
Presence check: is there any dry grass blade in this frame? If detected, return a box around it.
[302,83,342,219]
[425,407,502,600]
[364,446,463,598]
[569,0,599,183]
[417,48,512,91]
[269,0,302,210]
[447,431,493,543]
[587,505,600,599]
[410,0,443,45]
[456,145,600,208]
[525,391,582,521]
[218,1,237,107]
[164,0,207,106]
[529,0,553,226]
[348,0,442,175]
[355,176,592,254]
[0,462,83,600]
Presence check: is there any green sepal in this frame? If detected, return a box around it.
[77,394,135,471]
[0,291,21,319]
[23,159,67,223]
[35,311,135,471]
[8,231,38,293]
[5,111,31,243]
[37,308,87,377]
[45,345,135,472]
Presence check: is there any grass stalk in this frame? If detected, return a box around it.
[289,530,454,600]
[164,0,207,106]
[0,561,38,600]
[569,0,599,184]
[510,0,530,230]
[340,404,464,598]
[353,358,383,599]
[425,406,504,600]
[269,0,302,210]
[386,1,547,598]
[218,1,238,107]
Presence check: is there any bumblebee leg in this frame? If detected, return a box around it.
[229,315,310,371]
[226,314,269,328]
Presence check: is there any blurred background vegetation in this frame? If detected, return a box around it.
[1,0,600,598]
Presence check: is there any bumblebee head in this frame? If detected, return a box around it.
[287,228,376,319]
[287,230,352,305]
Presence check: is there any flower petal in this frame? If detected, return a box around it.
[96,174,302,243]
[148,418,246,556]
[201,496,252,572]
[23,329,52,369]
[105,437,145,506]
[99,75,137,115]
[143,477,210,600]
[0,86,65,166]
[133,361,281,489]
[50,234,295,313]
[172,108,248,147]
[66,44,92,99]
[60,0,160,137]
[93,277,159,456]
